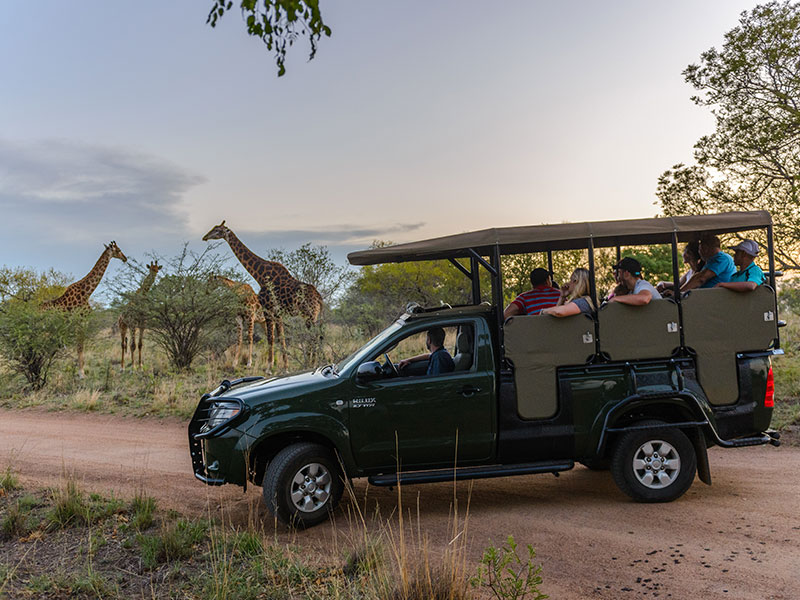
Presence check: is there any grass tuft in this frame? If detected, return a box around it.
[137,519,208,569]
[129,493,157,531]
[0,467,19,492]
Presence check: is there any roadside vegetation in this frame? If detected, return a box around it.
[0,472,547,599]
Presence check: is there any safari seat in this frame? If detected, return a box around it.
[453,331,473,371]
[504,313,596,419]
[682,286,778,406]
[598,299,680,361]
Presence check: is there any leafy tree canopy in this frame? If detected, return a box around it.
[657,1,800,270]
[207,0,331,76]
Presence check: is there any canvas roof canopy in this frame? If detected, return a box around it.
[347,211,772,266]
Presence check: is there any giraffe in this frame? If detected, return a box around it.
[202,221,323,370]
[213,276,269,367]
[118,260,162,370]
[42,241,127,378]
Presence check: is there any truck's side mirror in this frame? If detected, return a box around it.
[356,361,383,383]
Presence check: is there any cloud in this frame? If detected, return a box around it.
[237,222,426,248]
[0,138,203,243]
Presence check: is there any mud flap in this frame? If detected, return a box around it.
[688,428,712,485]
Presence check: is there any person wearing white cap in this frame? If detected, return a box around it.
[717,239,766,292]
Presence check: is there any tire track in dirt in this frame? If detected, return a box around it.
[1,408,799,599]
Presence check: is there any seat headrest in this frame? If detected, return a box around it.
[456,332,472,354]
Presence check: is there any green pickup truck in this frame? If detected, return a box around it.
[190,211,781,527]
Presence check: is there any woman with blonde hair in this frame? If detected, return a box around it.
[541,268,594,317]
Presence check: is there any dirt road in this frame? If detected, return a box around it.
[2,408,798,599]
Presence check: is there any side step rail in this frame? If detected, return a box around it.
[368,460,574,487]
[717,430,781,448]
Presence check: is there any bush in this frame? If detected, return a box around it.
[119,247,243,370]
[0,298,85,390]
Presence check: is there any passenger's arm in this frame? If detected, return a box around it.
[610,290,652,306]
[680,269,715,292]
[541,302,581,317]
[503,302,522,319]
[716,281,758,292]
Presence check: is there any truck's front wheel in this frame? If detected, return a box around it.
[611,421,697,503]
[262,442,344,528]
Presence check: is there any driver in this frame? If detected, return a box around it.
[397,327,455,376]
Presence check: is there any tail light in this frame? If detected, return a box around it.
[765,366,775,408]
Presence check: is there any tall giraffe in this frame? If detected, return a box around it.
[42,241,127,378]
[202,221,323,370]
[118,260,162,370]
[213,276,269,367]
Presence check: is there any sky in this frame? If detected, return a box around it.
[0,0,765,286]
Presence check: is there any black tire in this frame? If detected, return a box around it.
[262,442,344,528]
[611,421,697,503]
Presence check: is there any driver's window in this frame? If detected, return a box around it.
[373,324,473,379]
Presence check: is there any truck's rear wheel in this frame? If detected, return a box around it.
[262,442,344,528]
[611,421,696,503]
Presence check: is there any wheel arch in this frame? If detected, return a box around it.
[596,395,712,485]
[248,430,353,486]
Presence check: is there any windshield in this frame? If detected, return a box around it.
[336,321,404,374]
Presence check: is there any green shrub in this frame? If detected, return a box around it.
[472,536,547,600]
[0,298,87,390]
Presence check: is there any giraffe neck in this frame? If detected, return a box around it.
[225,231,290,285]
[138,270,158,294]
[74,248,113,303]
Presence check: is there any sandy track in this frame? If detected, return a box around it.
[1,407,799,599]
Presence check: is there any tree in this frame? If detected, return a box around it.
[120,246,243,370]
[266,243,353,305]
[207,0,331,76]
[657,1,800,270]
[0,267,83,389]
[336,246,480,336]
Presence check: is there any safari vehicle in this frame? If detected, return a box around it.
[189,211,782,527]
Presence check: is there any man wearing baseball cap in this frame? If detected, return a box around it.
[504,267,561,318]
[717,239,766,292]
[608,257,662,305]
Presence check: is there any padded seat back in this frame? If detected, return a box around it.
[598,299,680,361]
[504,313,595,419]
[682,286,778,406]
[453,332,473,371]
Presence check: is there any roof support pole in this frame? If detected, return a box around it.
[616,245,621,263]
[470,255,481,304]
[448,258,471,279]
[587,238,600,359]
[767,225,776,289]
[547,249,554,275]
[491,244,505,357]
[671,231,686,350]
[468,248,497,277]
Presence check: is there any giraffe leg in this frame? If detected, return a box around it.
[119,322,128,371]
[265,319,275,370]
[234,316,243,366]
[137,328,144,368]
[129,330,136,370]
[275,320,289,371]
[246,315,255,368]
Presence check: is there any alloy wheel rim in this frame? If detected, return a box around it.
[631,440,681,489]
[290,462,332,512]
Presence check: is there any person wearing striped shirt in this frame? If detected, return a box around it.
[504,268,562,319]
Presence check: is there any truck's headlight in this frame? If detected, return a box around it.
[207,401,241,428]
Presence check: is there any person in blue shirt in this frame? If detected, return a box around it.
[397,327,455,375]
[717,239,766,292]
[680,233,736,292]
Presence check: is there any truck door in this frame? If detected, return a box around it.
[348,320,495,471]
